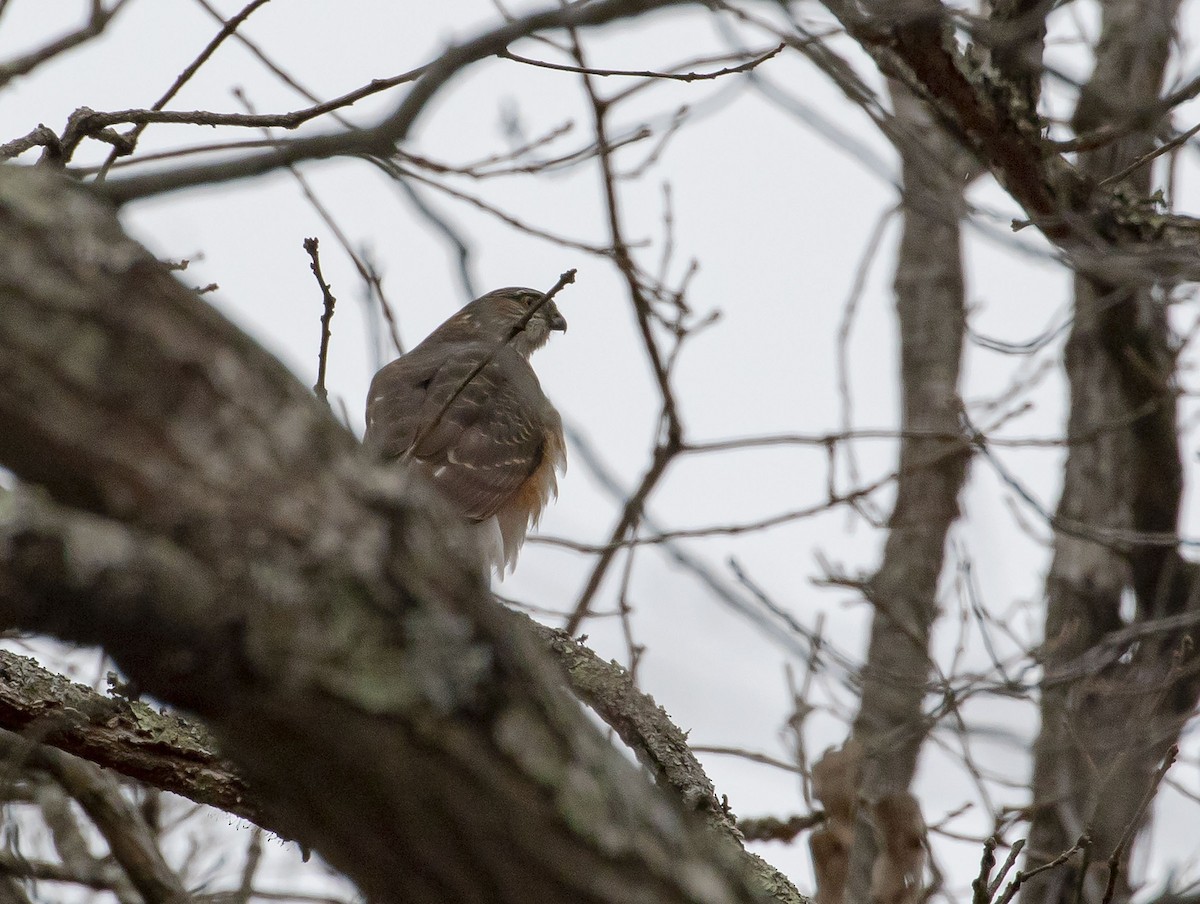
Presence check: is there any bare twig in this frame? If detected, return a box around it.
[304,238,338,404]
[563,439,678,632]
[996,836,1088,904]
[691,745,806,774]
[972,835,997,904]
[498,42,783,81]
[191,0,422,133]
[1073,834,1094,904]
[615,538,643,682]
[559,16,684,636]
[0,126,60,162]
[368,156,614,256]
[1098,118,1200,188]
[988,839,1025,899]
[0,849,126,895]
[230,88,404,360]
[834,203,897,517]
[232,828,265,904]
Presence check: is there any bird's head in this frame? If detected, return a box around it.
[457,286,568,359]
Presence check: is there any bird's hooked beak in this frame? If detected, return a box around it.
[548,308,568,333]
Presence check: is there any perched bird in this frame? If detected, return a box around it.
[364,286,567,573]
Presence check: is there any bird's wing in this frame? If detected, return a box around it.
[363,347,439,459]
[365,344,550,522]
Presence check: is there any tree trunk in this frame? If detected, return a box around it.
[1025,4,1191,903]
[842,83,973,904]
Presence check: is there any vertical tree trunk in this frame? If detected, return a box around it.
[843,84,974,904]
[1025,4,1187,903]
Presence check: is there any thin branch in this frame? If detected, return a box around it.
[1098,118,1200,188]
[190,0,404,133]
[691,746,806,774]
[98,0,693,204]
[497,42,783,81]
[232,828,264,904]
[558,420,811,660]
[229,88,405,360]
[835,203,897,515]
[0,849,126,894]
[972,835,997,904]
[93,0,276,176]
[559,14,684,637]
[563,440,676,632]
[0,126,61,162]
[0,731,189,904]
[995,835,1089,904]
[0,0,131,88]
[988,839,1025,899]
[369,157,614,256]
[304,238,338,404]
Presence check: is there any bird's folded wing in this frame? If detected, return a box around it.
[365,345,547,522]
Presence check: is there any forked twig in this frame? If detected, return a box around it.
[995,835,1088,904]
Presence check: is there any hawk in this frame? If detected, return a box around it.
[364,286,567,573]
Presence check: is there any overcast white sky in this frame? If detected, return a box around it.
[4,0,1200,899]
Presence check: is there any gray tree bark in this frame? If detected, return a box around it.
[1025,4,1193,904]
[0,166,799,904]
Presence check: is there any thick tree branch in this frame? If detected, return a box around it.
[818,0,1200,285]
[0,566,803,902]
[535,623,806,903]
[0,166,783,904]
[0,644,252,824]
